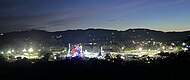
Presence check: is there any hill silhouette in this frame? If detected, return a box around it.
[0,28,189,50]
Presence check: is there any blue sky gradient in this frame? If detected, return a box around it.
[0,0,190,32]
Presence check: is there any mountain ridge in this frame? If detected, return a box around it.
[3,28,190,34]
[0,28,189,50]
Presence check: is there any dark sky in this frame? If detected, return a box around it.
[0,0,190,33]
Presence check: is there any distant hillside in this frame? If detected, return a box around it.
[0,28,189,50]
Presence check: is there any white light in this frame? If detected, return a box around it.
[120,56,125,59]
[1,52,4,54]
[24,53,29,55]
[122,46,125,50]
[84,50,92,58]
[23,48,27,52]
[153,42,155,45]
[28,48,34,53]
[157,51,161,53]
[38,49,41,52]
[0,33,3,36]
[171,43,175,46]
[7,50,11,54]
[182,43,186,46]
[11,50,15,52]
[183,48,188,51]
[132,40,135,44]
[54,56,57,59]
[169,46,173,49]
[139,48,143,51]
[162,46,165,49]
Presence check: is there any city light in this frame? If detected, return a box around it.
[169,46,174,50]
[0,0,190,77]
[138,48,143,51]
[0,31,187,62]
[28,48,34,53]
[38,49,41,52]
[171,43,175,46]
[7,50,11,54]
[23,48,27,52]
[84,50,92,58]
[182,43,186,46]
[162,46,165,50]
[122,46,125,50]
[183,48,188,52]
[157,51,161,53]
[11,50,15,53]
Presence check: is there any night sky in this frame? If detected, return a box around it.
[0,0,190,33]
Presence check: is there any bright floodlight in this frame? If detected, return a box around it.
[28,48,34,53]
[139,48,143,51]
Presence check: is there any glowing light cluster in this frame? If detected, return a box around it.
[28,48,34,53]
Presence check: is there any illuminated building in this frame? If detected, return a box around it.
[66,43,83,58]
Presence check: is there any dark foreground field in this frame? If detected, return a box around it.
[0,52,190,80]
